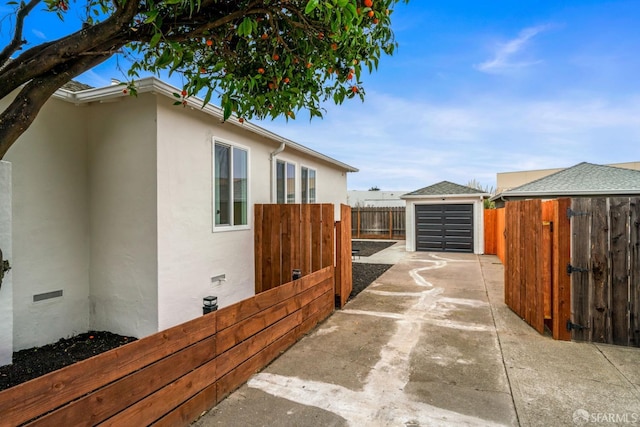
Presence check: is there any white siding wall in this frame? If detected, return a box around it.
[155,96,349,331]
[87,95,159,338]
[4,99,90,350]
[0,161,12,365]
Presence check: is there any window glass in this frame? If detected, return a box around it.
[276,160,296,204]
[214,141,248,228]
[301,167,317,204]
[215,143,230,226]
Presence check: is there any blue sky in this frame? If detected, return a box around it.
[3,1,640,191]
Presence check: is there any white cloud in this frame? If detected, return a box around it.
[31,29,46,40]
[476,25,550,74]
[258,89,640,190]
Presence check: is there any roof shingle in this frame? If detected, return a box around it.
[403,181,487,197]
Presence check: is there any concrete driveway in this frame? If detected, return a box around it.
[194,247,640,426]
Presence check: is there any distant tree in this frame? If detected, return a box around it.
[0,0,408,158]
[467,179,495,209]
[368,186,380,191]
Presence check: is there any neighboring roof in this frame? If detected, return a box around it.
[52,77,358,173]
[492,162,640,201]
[402,181,489,198]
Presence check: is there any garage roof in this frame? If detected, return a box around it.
[402,181,489,199]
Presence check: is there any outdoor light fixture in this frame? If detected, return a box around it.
[203,296,218,315]
[292,269,302,280]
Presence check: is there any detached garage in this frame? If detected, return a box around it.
[402,181,489,254]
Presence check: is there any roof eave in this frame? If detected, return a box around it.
[401,193,489,200]
[52,77,359,173]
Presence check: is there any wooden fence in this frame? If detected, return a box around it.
[570,197,640,346]
[484,208,505,262]
[254,203,352,308]
[503,199,571,340]
[0,267,334,426]
[351,207,405,239]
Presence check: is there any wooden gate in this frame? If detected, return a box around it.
[254,204,353,309]
[569,197,640,346]
[504,199,571,340]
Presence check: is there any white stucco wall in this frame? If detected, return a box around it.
[0,161,13,365]
[155,96,349,331]
[87,95,159,338]
[4,99,90,350]
[404,197,485,255]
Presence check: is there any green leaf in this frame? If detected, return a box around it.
[149,32,162,48]
[304,0,319,14]
[237,17,253,37]
[144,9,158,23]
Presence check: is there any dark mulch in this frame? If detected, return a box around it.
[0,331,136,391]
[0,241,397,391]
[351,240,395,257]
[350,262,393,301]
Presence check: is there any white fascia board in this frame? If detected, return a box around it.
[401,193,489,200]
[53,77,358,173]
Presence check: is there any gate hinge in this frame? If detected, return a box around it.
[566,320,589,332]
[567,208,590,219]
[567,263,589,275]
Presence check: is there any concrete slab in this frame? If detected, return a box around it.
[193,252,640,427]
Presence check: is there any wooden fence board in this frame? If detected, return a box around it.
[496,208,506,263]
[630,198,640,346]
[590,198,610,343]
[335,205,353,308]
[321,204,334,269]
[610,198,630,345]
[0,313,218,426]
[301,204,312,276]
[261,205,274,292]
[281,204,294,286]
[351,207,406,239]
[28,336,217,427]
[98,356,218,427]
[484,209,497,255]
[291,204,302,276]
[542,222,552,320]
[552,199,572,341]
[270,204,282,289]
[311,205,322,272]
[254,204,264,294]
[150,382,217,427]
[571,198,592,342]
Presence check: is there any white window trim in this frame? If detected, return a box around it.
[300,164,317,204]
[275,157,298,204]
[212,137,251,232]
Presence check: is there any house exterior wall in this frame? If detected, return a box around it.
[4,98,91,350]
[87,95,159,338]
[154,96,349,331]
[404,197,485,254]
[0,161,12,365]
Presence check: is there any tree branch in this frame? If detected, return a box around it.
[0,53,110,159]
[0,0,42,67]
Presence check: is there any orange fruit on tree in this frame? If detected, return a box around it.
[283,77,290,83]
[331,43,338,50]
[238,117,244,123]
[261,33,268,40]
[206,39,213,46]
[181,89,187,97]
[364,0,373,7]
[306,62,312,69]
[373,18,379,24]
[351,86,358,93]
[273,53,280,61]
[258,67,265,74]
[368,10,374,18]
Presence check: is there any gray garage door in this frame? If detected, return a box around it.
[415,204,474,253]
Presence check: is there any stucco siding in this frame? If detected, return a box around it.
[87,95,159,338]
[0,161,12,365]
[4,99,90,350]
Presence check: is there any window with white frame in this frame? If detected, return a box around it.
[214,140,248,229]
[276,160,296,204]
[301,166,316,204]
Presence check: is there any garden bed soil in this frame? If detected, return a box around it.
[0,240,395,391]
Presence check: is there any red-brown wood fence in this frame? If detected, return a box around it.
[502,199,572,341]
[0,267,334,426]
[484,208,505,263]
[254,203,352,308]
[351,207,405,240]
